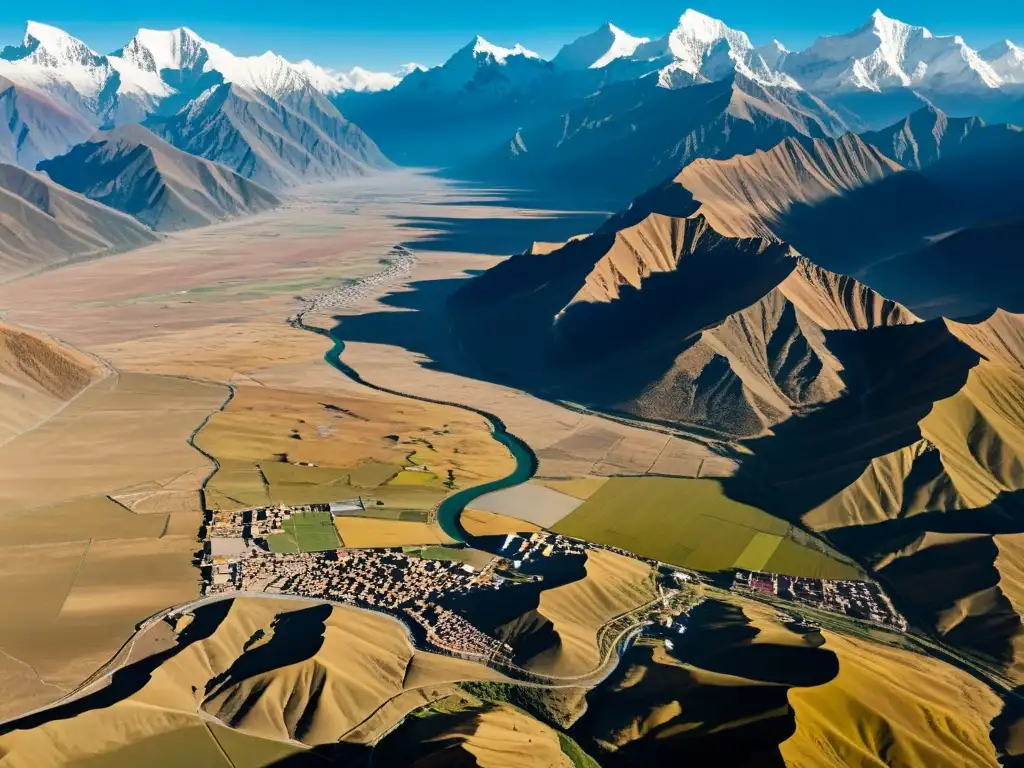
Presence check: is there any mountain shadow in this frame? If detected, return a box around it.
[0,600,233,735]
[568,600,838,766]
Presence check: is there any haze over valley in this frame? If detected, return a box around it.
[1,5,1024,767]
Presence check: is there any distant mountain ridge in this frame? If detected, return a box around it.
[0,21,410,170]
[144,82,392,189]
[38,123,281,231]
[0,162,157,278]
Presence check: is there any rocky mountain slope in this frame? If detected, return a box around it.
[145,83,392,189]
[0,162,157,278]
[0,76,95,169]
[451,210,916,440]
[466,73,847,204]
[39,124,280,231]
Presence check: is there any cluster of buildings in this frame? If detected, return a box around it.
[232,548,510,660]
[295,245,416,318]
[203,501,364,590]
[732,569,907,630]
[497,531,589,566]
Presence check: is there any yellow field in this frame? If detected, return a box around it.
[553,477,860,579]
[534,476,609,500]
[0,372,225,514]
[333,518,451,548]
[461,509,543,537]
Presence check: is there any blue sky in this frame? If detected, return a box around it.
[1,1,1022,71]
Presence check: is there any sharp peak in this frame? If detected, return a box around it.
[679,8,721,22]
[135,26,205,40]
[598,22,630,35]
[864,8,921,31]
[24,20,89,45]
[25,20,71,35]
[463,35,537,59]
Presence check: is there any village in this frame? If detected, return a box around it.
[199,501,622,661]
[731,569,908,630]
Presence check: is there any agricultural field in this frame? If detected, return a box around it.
[196,385,513,513]
[466,482,584,528]
[552,478,861,579]
[0,370,225,719]
[333,518,450,548]
[265,511,342,553]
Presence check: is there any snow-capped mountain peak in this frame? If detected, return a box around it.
[3,21,104,68]
[469,36,540,62]
[293,60,410,94]
[981,39,1024,84]
[115,27,207,74]
[399,35,548,94]
[783,9,1001,93]
[633,9,753,82]
[552,22,650,70]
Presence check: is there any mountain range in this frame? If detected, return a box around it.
[446,97,1024,687]
[38,124,280,231]
[340,9,1024,202]
[1,10,1022,206]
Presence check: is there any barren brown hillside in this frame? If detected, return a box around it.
[0,324,102,443]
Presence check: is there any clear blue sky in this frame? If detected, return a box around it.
[1,2,1022,71]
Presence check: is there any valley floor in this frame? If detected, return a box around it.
[0,170,664,721]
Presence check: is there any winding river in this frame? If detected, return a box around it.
[314,326,538,543]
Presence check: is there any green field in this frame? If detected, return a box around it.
[266,510,341,553]
[552,477,860,579]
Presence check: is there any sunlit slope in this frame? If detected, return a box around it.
[677,133,902,239]
[728,311,1024,680]
[0,323,102,443]
[528,549,656,676]
[39,124,281,232]
[616,121,1024,318]
[453,212,915,440]
[0,597,509,765]
[561,595,1001,767]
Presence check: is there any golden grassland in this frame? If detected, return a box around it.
[384,699,579,768]
[781,630,1003,767]
[195,384,514,513]
[0,535,200,698]
[527,549,657,677]
[553,477,861,579]
[567,594,1002,767]
[0,597,512,765]
[0,372,225,514]
[0,370,225,717]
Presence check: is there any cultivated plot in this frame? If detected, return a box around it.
[553,477,861,579]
